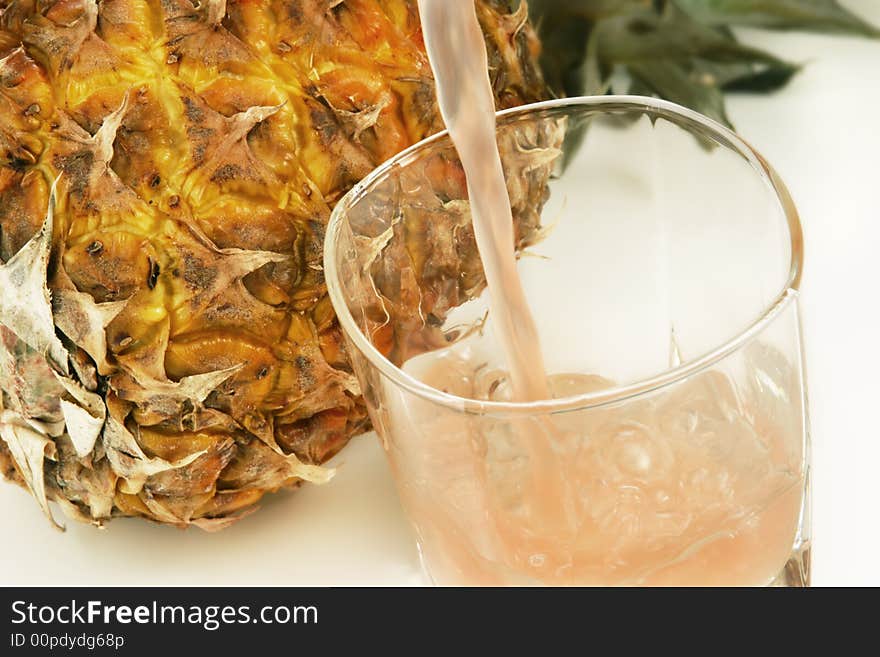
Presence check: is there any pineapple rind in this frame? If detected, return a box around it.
[0,0,546,528]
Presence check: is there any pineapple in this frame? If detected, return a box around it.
[0,0,547,528]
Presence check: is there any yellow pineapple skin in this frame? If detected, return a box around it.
[0,0,547,528]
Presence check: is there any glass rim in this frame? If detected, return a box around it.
[324,95,804,416]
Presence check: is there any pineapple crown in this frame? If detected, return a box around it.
[529,0,879,128]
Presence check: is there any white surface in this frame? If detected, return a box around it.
[3,434,425,586]
[2,2,879,586]
[725,0,880,587]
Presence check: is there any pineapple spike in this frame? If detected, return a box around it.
[165,365,244,403]
[121,364,243,407]
[190,507,258,532]
[330,94,390,141]
[56,374,105,423]
[186,103,286,189]
[186,218,290,279]
[0,410,62,529]
[54,374,106,458]
[205,0,227,27]
[176,222,290,306]
[508,0,530,39]
[79,0,99,32]
[49,0,100,73]
[514,142,562,173]
[92,94,130,168]
[52,289,127,375]
[102,414,206,495]
[0,45,26,70]
[226,104,285,151]
[0,179,69,375]
[214,246,288,282]
[59,398,104,458]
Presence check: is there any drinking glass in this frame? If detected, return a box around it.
[324,96,810,586]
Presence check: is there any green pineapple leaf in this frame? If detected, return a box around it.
[593,5,787,66]
[529,0,878,130]
[695,58,801,92]
[627,59,731,126]
[673,0,880,36]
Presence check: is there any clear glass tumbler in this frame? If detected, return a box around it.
[324,96,810,586]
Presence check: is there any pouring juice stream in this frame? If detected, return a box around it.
[415,0,577,551]
[416,0,549,402]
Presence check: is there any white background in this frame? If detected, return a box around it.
[2,1,879,586]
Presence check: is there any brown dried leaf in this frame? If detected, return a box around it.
[114,364,242,426]
[0,410,61,529]
[52,288,127,375]
[0,182,68,373]
[190,507,258,532]
[102,416,206,494]
[59,399,103,458]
